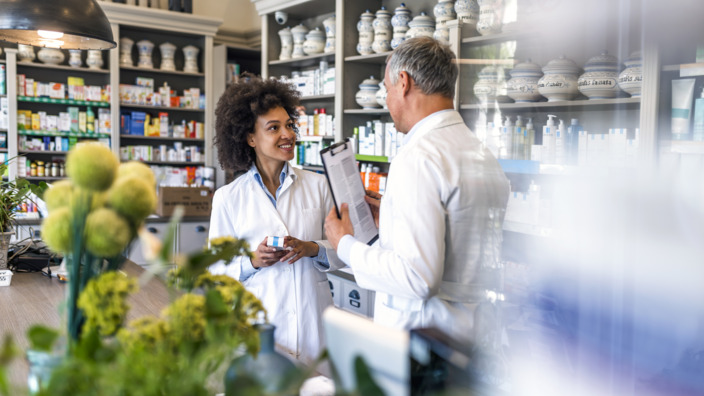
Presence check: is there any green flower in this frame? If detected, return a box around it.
[117,161,156,188]
[44,179,74,212]
[84,208,131,257]
[117,316,170,352]
[108,176,156,225]
[42,207,73,254]
[162,294,207,345]
[66,143,118,191]
[78,271,138,337]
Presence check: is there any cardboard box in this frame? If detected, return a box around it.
[156,187,212,217]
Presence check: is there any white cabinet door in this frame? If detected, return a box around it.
[177,221,209,255]
[127,222,174,267]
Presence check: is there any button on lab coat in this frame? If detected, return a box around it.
[209,166,340,365]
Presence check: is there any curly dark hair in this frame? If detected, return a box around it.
[214,74,301,172]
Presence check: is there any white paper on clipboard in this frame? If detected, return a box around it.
[320,140,379,245]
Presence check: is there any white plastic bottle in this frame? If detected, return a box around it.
[524,117,535,160]
[501,116,513,159]
[513,115,524,160]
[555,118,566,165]
[542,114,557,164]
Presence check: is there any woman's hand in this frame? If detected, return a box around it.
[279,236,319,264]
[251,237,287,269]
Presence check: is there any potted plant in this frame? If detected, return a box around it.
[0,160,47,270]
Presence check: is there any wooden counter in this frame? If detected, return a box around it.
[0,261,172,390]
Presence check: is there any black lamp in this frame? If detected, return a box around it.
[0,0,116,50]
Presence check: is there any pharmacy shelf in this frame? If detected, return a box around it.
[119,65,204,77]
[460,97,640,111]
[19,150,69,155]
[18,96,110,107]
[141,160,205,166]
[22,176,65,181]
[355,154,388,163]
[345,52,392,64]
[19,130,111,138]
[120,134,205,143]
[298,135,334,142]
[119,103,205,113]
[461,32,525,46]
[17,61,110,74]
[301,164,324,172]
[300,94,335,101]
[502,220,553,237]
[662,63,704,77]
[344,109,390,115]
[269,52,335,68]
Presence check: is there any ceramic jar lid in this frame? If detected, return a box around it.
[510,59,543,78]
[624,50,642,67]
[583,50,619,72]
[360,76,380,89]
[409,12,434,28]
[376,6,391,18]
[291,24,309,35]
[278,27,292,37]
[542,55,580,75]
[360,9,374,19]
[306,27,325,41]
[395,3,410,14]
[478,65,499,80]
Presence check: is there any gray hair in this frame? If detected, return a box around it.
[386,37,458,98]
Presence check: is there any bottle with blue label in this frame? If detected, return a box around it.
[501,116,513,159]
[524,117,535,161]
[542,114,557,164]
[513,115,525,160]
[555,119,566,165]
[566,118,583,164]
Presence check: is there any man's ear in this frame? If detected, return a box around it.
[398,70,412,97]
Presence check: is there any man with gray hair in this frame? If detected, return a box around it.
[324,37,509,345]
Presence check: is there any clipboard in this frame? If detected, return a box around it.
[320,140,379,245]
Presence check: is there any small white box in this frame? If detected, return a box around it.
[0,269,13,286]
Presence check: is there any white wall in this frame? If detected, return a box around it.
[194,0,261,34]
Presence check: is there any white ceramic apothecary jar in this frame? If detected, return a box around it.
[323,15,336,53]
[376,79,387,108]
[303,28,325,55]
[357,10,374,55]
[391,3,411,49]
[455,0,480,30]
[355,76,381,109]
[578,50,621,99]
[159,42,177,71]
[68,50,82,68]
[136,39,154,69]
[507,59,544,103]
[37,48,65,65]
[291,24,309,59]
[476,0,502,36]
[17,44,35,62]
[618,50,642,98]
[372,7,392,54]
[473,65,509,103]
[406,12,435,39]
[182,45,199,73]
[433,0,456,45]
[537,55,581,101]
[278,27,293,60]
[119,37,134,67]
[86,50,104,70]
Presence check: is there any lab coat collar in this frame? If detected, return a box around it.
[403,109,463,146]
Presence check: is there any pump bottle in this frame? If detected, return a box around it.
[501,116,513,159]
[524,117,535,160]
[513,115,524,160]
[542,115,557,164]
[567,118,583,164]
[555,119,566,165]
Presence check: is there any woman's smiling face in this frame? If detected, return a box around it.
[248,106,297,165]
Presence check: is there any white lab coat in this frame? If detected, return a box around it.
[333,110,510,345]
[209,166,340,365]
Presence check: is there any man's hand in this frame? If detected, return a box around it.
[364,190,382,228]
[251,237,286,268]
[324,203,354,250]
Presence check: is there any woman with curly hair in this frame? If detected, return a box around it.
[208,75,342,366]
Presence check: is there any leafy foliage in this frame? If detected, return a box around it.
[0,160,47,232]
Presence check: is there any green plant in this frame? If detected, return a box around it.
[0,160,47,232]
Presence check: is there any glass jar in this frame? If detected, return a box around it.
[30,162,37,177]
[36,161,45,177]
[59,162,65,177]
[51,162,58,177]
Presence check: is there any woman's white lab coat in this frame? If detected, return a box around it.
[208,166,339,365]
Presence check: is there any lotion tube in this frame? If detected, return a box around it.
[671,78,696,140]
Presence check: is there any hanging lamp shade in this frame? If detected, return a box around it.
[0,0,116,50]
